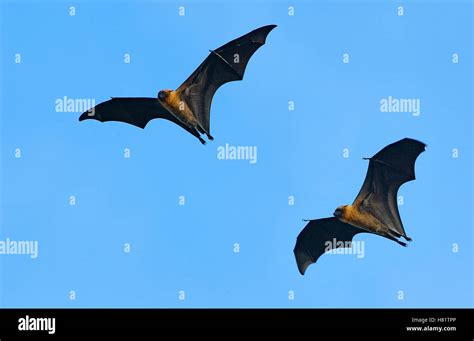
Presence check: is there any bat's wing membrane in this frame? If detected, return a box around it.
[293,217,367,275]
[176,25,277,133]
[353,138,426,238]
[78,97,196,136]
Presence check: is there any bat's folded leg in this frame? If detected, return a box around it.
[386,228,412,243]
[195,124,214,141]
[384,230,408,247]
[392,238,407,247]
[186,126,207,144]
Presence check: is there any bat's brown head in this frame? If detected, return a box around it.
[158,89,172,101]
[333,205,348,219]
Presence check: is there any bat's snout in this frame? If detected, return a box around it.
[333,206,345,218]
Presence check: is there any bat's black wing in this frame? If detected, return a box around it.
[78,97,197,137]
[353,138,426,239]
[176,24,277,134]
[294,217,368,275]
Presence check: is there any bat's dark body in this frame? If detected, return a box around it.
[294,138,426,275]
[79,25,276,144]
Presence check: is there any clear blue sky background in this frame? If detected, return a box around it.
[0,0,472,308]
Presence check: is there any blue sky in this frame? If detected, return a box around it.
[0,0,472,308]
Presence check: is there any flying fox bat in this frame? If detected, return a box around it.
[294,138,426,275]
[78,25,277,144]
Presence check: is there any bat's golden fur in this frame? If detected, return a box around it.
[336,205,387,234]
[159,89,199,129]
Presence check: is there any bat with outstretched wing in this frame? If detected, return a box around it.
[294,138,426,275]
[294,218,368,275]
[79,25,277,144]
